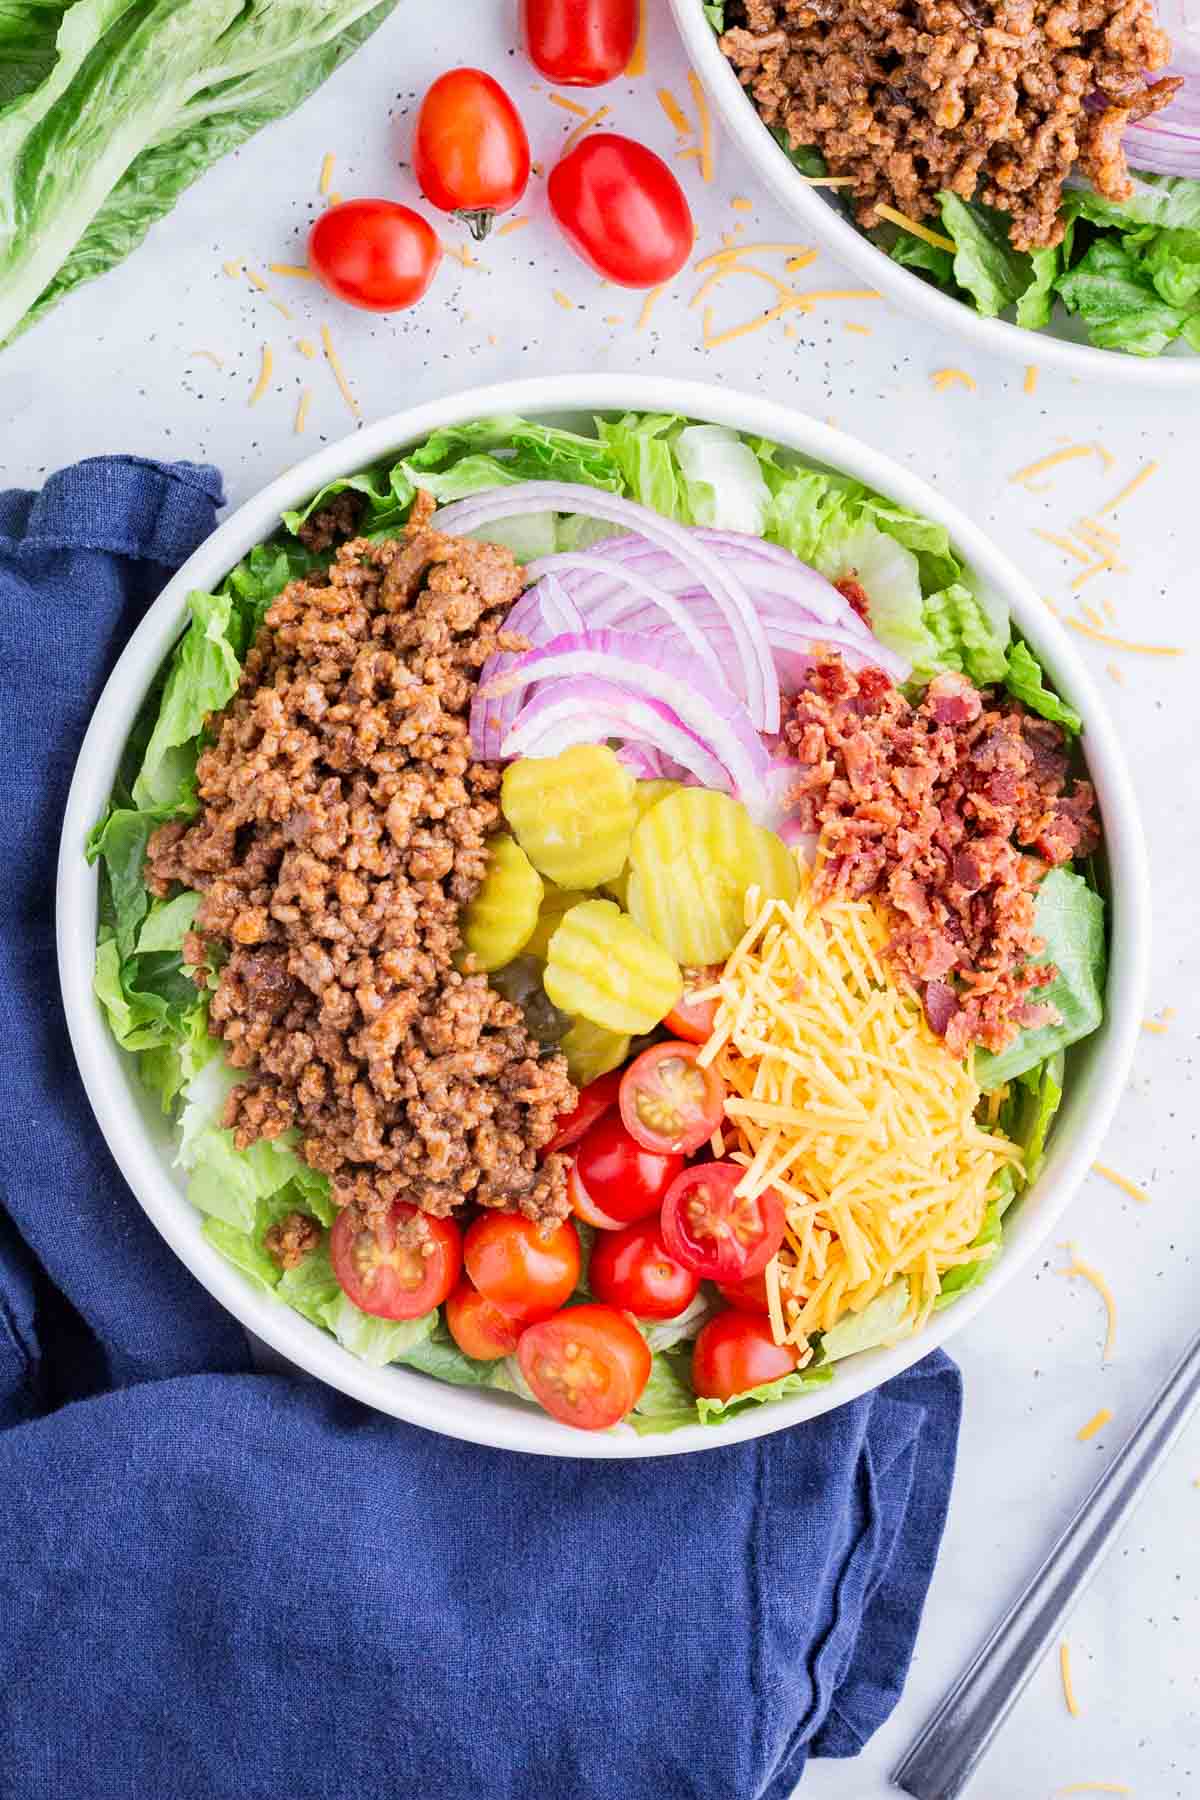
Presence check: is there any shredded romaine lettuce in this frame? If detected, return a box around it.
[976,870,1106,1089]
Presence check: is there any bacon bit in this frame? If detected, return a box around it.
[269,263,314,280]
[1059,1641,1081,1715]
[637,283,668,329]
[552,289,576,310]
[843,321,872,335]
[549,91,590,116]
[932,368,976,391]
[1092,1162,1150,1204]
[1099,460,1158,515]
[562,105,611,155]
[688,70,715,182]
[1057,1243,1118,1362]
[1024,364,1040,396]
[319,152,335,197]
[1065,619,1183,656]
[296,338,317,360]
[189,349,225,368]
[294,388,312,435]
[494,216,530,237]
[320,323,360,421]
[487,333,500,346]
[626,0,647,74]
[1077,1408,1113,1442]
[1010,444,1110,491]
[248,343,273,407]
[731,195,754,211]
[658,88,692,135]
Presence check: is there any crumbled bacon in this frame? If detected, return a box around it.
[782,654,1100,1057]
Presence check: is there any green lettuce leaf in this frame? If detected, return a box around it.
[767,127,826,182]
[1015,243,1062,331]
[596,413,684,518]
[319,1292,437,1366]
[1003,1050,1065,1187]
[394,1319,501,1388]
[135,891,201,954]
[934,1184,1005,1309]
[674,423,771,535]
[702,0,725,31]
[132,589,242,811]
[940,194,1034,319]
[890,230,957,291]
[694,1360,834,1425]
[976,869,1106,1088]
[922,582,1010,685]
[1004,640,1082,734]
[1140,228,1200,310]
[281,462,416,537]
[1056,237,1196,356]
[629,1348,701,1435]
[1062,173,1200,234]
[820,1280,910,1360]
[814,517,938,672]
[276,1240,341,1327]
[201,1212,283,1295]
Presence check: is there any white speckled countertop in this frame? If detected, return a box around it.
[3,2,1197,1794]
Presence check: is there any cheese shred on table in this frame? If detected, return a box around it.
[698,866,1021,1346]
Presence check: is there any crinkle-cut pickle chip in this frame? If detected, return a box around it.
[544,899,682,1036]
[627,789,800,965]
[459,833,543,973]
[601,779,682,903]
[501,745,636,888]
[559,1016,631,1087]
[524,883,591,962]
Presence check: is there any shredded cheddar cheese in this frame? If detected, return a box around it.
[248,343,273,407]
[873,204,955,251]
[687,70,715,182]
[189,349,225,368]
[1010,444,1108,489]
[1077,1408,1113,1442]
[1060,1640,1081,1715]
[1142,1017,1168,1034]
[843,321,872,336]
[494,216,530,237]
[562,105,610,155]
[441,241,481,270]
[222,260,244,279]
[1092,1163,1150,1204]
[1106,661,1124,684]
[320,324,360,421]
[1071,558,1121,592]
[1054,1786,1131,1796]
[268,296,293,321]
[296,338,317,360]
[932,368,976,391]
[294,387,312,435]
[731,195,754,211]
[549,92,590,116]
[626,0,647,74]
[319,152,335,197]
[657,88,692,136]
[244,267,270,294]
[552,288,576,310]
[269,263,314,280]
[1024,364,1040,395]
[698,869,1020,1344]
[603,313,623,325]
[1099,461,1158,515]
[1081,602,1103,628]
[1057,1244,1118,1361]
[637,283,667,329]
[1035,529,1093,565]
[1065,619,1183,656]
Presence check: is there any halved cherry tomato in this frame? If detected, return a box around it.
[331,1201,461,1319]
[544,1068,623,1157]
[660,1162,786,1281]
[548,133,693,288]
[665,964,723,1044]
[444,1279,523,1361]
[521,0,638,86]
[518,1303,651,1429]
[308,199,441,312]
[692,1311,800,1403]
[413,68,530,240]
[567,1163,625,1231]
[716,1270,771,1315]
[463,1212,580,1322]
[589,1219,702,1320]
[572,1111,684,1227]
[619,1040,725,1157]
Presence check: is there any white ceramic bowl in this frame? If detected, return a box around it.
[57,374,1150,1456]
[670,0,1200,388]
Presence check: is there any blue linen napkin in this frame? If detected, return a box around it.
[0,456,962,1800]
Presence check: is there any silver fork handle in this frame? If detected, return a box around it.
[892,1328,1200,1800]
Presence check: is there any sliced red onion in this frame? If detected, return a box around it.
[779,821,820,863]
[537,571,584,636]
[526,553,729,690]
[502,680,736,790]
[615,743,691,782]
[1122,12,1200,179]
[433,483,779,732]
[480,629,769,800]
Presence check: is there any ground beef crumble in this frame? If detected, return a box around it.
[264,1211,322,1271]
[719,0,1180,251]
[147,495,575,1229]
[783,654,1100,1055]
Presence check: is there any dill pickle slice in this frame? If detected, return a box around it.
[524,883,591,962]
[559,1016,632,1087]
[543,899,682,1035]
[626,789,800,964]
[601,779,683,903]
[459,833,543,972]
[501,745,636,888]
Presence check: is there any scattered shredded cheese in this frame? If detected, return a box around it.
[731,195,754,211]
[248,343,273,407]
[296,338,318,360]
[1077,1408,1113,1442]
[1142,1018,1167,1034]
[1075,517,1122,554]
[244,268,270,294]
[699,869,1020,1342]
[1106,661,1124,684]
[549,91,590,116]
[1092,1162,1150,1205]
[687,70,715,183]
[873,204,955,251]
[268,296,293,321]
[552,288,576,310]
[1034,529,1093,565]
[495,216,530,237]
[676,146,703,161]
[695,241,817,271]
[1099,461,1158,516]
[796,174,857,187]
[327,191,343,207]
[626,0,647,75]
[637,283,667,329]
[843,321,872,336]
[189,349,225,368]
[603,312,623,324]
[1070,558,1121,592]
[319,152,335,197]
[1081,602,1103,628]
[1065,619,1183,656]
[1024,364,1040,395]
[562,105,611,155]
[441,241,481,270]
[1103,598,1117,620]
[294,387,312,435]
[320,323,360,421]
[269,263,314,279]
[932,368,976,391]
[1010,444,1108,490]
[1057,1243,1118,1362]
[222,260,244,279]
[657,88,692,136]
[1060,1640,1081,1715]
[785,251,818,272]
[1053,1787,1131,1796]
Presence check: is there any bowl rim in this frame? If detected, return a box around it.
[56,372,1150,1457]
[668,0,1200,387]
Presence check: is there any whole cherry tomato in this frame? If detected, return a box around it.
[548,132,693,288]
[518,1303,652,1429]
[570,1111,684,1229]
[692,1311,800,1403]
[330,1201,461,1319]
[521,0,639,86]
[716,1270,772,1315]
[618,1040,725,1157]
[589,1219,701,1320]
[413,68,530,239]
[308,200,441,312]
[660,1162,786,1282]
[463,1212,580,1322]
[445,1280,523,1360]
